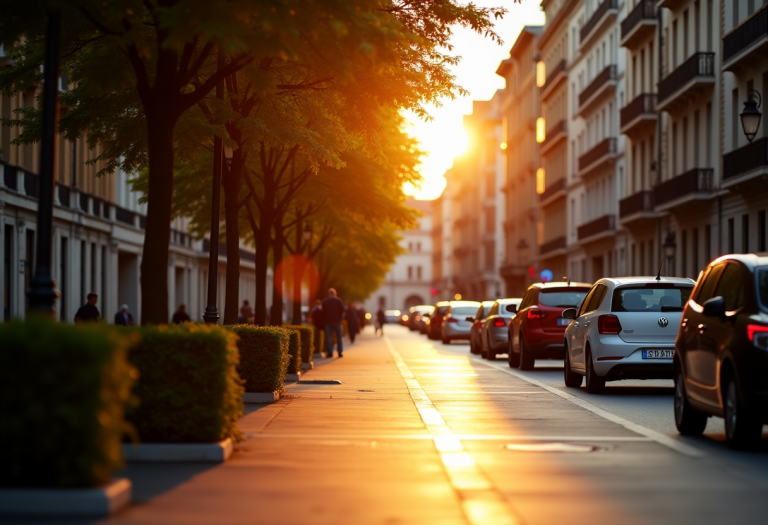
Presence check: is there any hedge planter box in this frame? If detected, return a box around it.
[300,362,314,371]
[0,478,131,517]
[243,391,281,404]
[286,371,301,382]
[121,439,232,463]
[228,325,290,396]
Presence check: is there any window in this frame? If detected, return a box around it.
[417,266,422,280]
[60,237,67,321]
[407,266,413,279]
[705,224,712,261]
[587,284,608,312]
[681,230,688,277]
[416,242,421,252]
[541,288,590,309]
[25,229,35,313]
[408,242,413,252]
[743,214,750,253]
[714,263,745,311]
[732,88,740,150]
[612,286,693,312]
[683,9,689,58]
[728,218,735,253]
[692,228,699,276]
[3,225,12,320]
[760,210,766,251]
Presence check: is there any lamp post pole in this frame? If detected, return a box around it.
[27,12,61,314]
[203,51,224,324]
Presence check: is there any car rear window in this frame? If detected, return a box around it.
[435,306,449,316]
[538,289,590,307]
[451,306,479,315]
[611,286,693,312]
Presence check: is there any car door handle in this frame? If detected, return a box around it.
[681,318,688,327]
[584,321,590,327]
[573,322,579,327]
[698,323,706,333]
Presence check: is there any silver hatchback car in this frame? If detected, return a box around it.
[441,301,481,343]
[480,298,521,360]
[562,277,695,393]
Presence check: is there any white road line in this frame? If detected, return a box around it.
[471,356,706,458]
[246,433,652,442]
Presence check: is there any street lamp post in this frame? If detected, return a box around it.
[27,12,61,314]
[203,52,225,324]
[740,91,762,143]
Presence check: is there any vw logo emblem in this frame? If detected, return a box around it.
[658,317,669,328]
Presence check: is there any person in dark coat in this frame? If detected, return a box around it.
[345,301,360,343]
[375,306,386,336]
[309,300,325,330]
[322,288,345,357]
[75,293,101,324]
[172,304,191,324]
[113,304,133,326]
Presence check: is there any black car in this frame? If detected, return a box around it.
[674,254,768,449]
[427,301,450,340]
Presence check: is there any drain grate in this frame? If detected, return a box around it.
[504,443,597,453]
[297,379,342,385]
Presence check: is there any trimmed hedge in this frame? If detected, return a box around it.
[281,327,302,374]
[126,323,244,443]
[228,325,290,393]
[0,318,136,488]
[289,325,315,364]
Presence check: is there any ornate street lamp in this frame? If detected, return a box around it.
[740,90,762,143]
[302,223,313,242]
[663,233,677,260]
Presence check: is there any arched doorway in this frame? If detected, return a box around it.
[404,294,424,310]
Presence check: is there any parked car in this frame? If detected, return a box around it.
[480,298,522,360]
[467,301,495,354]
[561,277,695,393]
[674,254,768,449]
[384,310,401,324]
[409,305,434,332]
[427,301,451,340]
[441,301,482,344]
[508,282,592,370]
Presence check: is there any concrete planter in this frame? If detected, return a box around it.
[0,478,131,517]
[300,362,314,371]
[243,391,281,404]
[285,371,301,382]
[121,438,232,463]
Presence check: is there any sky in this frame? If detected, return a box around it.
[402,0,545,201]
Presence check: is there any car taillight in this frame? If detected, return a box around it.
[447,317,458,324]
[527,309,546,320]
[598,314,622,334]
[415,315,421,321]
[493,318,507,327]
[747,324,768,350]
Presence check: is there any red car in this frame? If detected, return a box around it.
[508,282,591,370]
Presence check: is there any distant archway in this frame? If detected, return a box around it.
[404,295,424,310]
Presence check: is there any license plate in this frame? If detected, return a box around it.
[557,318,571,326]
[642,350,674,359]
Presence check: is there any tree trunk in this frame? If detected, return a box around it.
[222,162,241,325]
[140,113,175,325]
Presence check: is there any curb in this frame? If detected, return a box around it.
[285,371,301,382]
[243,391,281,404]
[300,362,314,371]
[121,438,233,463]
[0,478,131,517]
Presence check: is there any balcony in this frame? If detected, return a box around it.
[540,119,567,155]
[653,168,715,212]
[619,190,656,225]
[657,0,686,9]
[620,93,657,137]
[578,137,618,178]
[621,0,657,49]
[578,214,616,242]
[657,53,715,113]
[540,59,567,101]
[722,136,768,189]
[723,5,768,72]
[578,65,617,117]
[539,177,566,207]
[539,236,567,258]
[580,0,619,49]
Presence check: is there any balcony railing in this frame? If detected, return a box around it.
[57,183,70,208]
[578,137,617,172]
[539,177,566,202]
[539,235,567,256]
[23,170,38,199]
[724,4,768,64]
[3,164,17,190]
[579,65,617,109]
[541,59,567,94]
[723,137,768,181]
[653,168,714,207]
[619,190,654,218]
[578,214,616,241]
[580,0,618,43]
[541,119,567,149]
[658,53,715,106]
[620,93,657,128]
[621,0,656,41]
[116,206,136,226]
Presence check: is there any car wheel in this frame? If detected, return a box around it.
[519,336,534,371]
[563,345,583,388]
[469,338,476,354]
[508,340,519,368]
[674,369,706,436]
[724,374,762,450]
[487,338,496,360]
[585,347,605,394]
[442,336,450,344]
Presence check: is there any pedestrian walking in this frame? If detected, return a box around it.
[309,300,324,328]
[113,304,133,326]
[74,293,101,324]
[322,288,345,357]
[239,300,254,324]
[375,306,386,336]
[172,304,191,324]
[345,301,360,343]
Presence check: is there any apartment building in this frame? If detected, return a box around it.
[496,26,543,297]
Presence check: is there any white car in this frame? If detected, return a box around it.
[561,277,695,393]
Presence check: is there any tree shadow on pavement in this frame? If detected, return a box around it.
[116,462,217,503]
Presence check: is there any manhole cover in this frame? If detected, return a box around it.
[297,380,342,385]
[504,443,596,453]
[358,389,374,392]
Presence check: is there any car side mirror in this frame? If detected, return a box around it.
[562,308,577,319]
[702,296,726,318]
[465,316,475,322]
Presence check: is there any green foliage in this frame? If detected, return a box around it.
[288,325,315,364]
[0,318,136,488]
[126,324,243,443]
[228,325,290,393]
[281,327,302,374]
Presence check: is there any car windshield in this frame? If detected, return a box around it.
[451,306,479,315]
[757,269,768,309]
[611,286,693,312]
[538,289,590,307]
